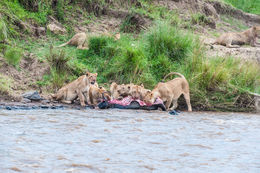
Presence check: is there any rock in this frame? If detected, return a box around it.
[41,99,50,104]
[203,3,219,19]
[22,91,42,101]
[47,23,66,34]
[35,27,46,36]
[21,98,31,103]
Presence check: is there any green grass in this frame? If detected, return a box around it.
[220,15,248,31]
[0,74,13,95]
[223,0,260,15]
[4,46,23,67]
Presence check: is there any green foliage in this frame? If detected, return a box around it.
[191,13,209,25]
[223,0,260,15]
[120,14,139,33]
[0,74,13,95]
[46,46,72,89]
[4,46,22,67]
[56,0,65,22]
[144,22,195,62]
[220,15,248,31]
[0,18,8,41]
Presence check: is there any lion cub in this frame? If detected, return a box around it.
[51,72,98,106]
[110,82,132,100]
[144,72,192,111]
[213,26,260,48]
[88,85,111,106]
[57,32,88,49]
[130,84,151,100]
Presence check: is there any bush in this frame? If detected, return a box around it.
[46,46,71,90]
[4,46,23,67]
[0,18,8,42]
[0,74,13,95]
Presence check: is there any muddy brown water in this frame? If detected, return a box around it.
[0,109,259,173]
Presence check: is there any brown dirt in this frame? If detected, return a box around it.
[0,53,49,100]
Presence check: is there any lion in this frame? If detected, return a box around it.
[51,72,98,106]
[57,32,88,49]
[144,72,192,111]
[110,82,132,100]
[88,85,111,106]
[213,26,260,48]
[129,84,151,100]
[57,32,121,49]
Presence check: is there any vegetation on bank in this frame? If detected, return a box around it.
[223,0,260,15]
[0,0,259,111]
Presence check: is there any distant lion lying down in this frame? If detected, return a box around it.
[213,26,260,48]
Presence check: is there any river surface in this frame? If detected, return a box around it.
[0,109,259,173]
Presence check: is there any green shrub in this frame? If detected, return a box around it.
[144,22,195,61]
[88,36,115,57]
[0,74,13,95]
[56,0,65,22]
[47,46,71,74]
[46,46,72,90]
[4,46,23,67]
[0,18,8,41]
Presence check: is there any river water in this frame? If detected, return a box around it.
[0,109,259,173]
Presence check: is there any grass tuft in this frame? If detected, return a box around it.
[4,46,22,67]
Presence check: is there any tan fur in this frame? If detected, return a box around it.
[57,32,88,49]
[51,72,98,106]
[130,84,151,100]
[88,86,111,106]
[144,72,192,111]
[110,82,132,99]
[213,26,260,48]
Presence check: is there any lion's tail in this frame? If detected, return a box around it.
[56,40,70,48]
[163,72,186,81]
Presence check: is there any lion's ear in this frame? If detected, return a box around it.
[140,83,144,87]
[86,72,90,76]
[95,73,98,76]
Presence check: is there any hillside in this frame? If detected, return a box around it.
[0,0,260,112]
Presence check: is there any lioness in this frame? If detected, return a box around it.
[110,82,132,100]
[51,72,98,106]
[57,32,88,49]
[130,84,151,100]
[57,32,121,49]
[144,72,192,111]
[213,26,260,48]
[88,85,111,106]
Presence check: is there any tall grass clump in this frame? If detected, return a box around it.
[46,46,71,90]
[0,74,13,95]
[0,18,8,42]
[4,46,23,67]
[181,44,260,111]
[143,21,196,80]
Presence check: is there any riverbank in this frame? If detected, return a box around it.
[1,0,259,112]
